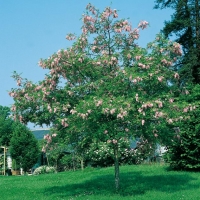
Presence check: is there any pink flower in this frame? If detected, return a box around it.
[11,105,16,111]
[158,102,163,108]
[115,28,122,33]
[168,119,173,124]
[110,108,116,114]
[78,57,84,63]
[117,113,123,119]
[113,9,118,18]
[42,146,46,153]
[127,54,131,59]
[104,130,108,134]
[17,79,21,86]
[107,140,111,144]
[135,55,141,60]
[142,119,145,126]
[124,25,131,32]
[174,73,179,79]
[96,100,103,107]
[52,133,57,137]
[185,90,189,95]
[70,109,77,114]
[138,108,143,113]
[135,93,139,102]
[158,76,164,82]
[132,79,137,84]
[112,139,118,144]
[138,20,149,29]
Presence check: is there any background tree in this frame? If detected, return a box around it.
[9,4,188,190]
[9,123,40,173]
[155,0,200,171]
[0,105,15,147]
[154,0,200,84]
[164,84,200,170]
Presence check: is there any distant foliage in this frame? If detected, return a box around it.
[33,165,56,175]
[0,105,15,146]
[10,123,40,172]
[59,154,81,171]
[86,138,155,167]
[164,85,200,170]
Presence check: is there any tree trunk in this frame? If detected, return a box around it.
[46,154,49,166]
[81,158,84,171]
[114,145,120,191]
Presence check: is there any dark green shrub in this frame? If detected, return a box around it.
[10,123,40,172]
[165,88,200,171]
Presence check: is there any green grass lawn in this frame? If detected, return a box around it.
[0,164,200,200]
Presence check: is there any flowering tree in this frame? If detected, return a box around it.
[9,4,185,190]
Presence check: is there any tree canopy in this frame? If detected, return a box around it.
[154,0,200,84]
[9,123,39,172]
[0,105,15,146]
[9,4,194,190]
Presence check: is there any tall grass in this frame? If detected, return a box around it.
[0,164,200,200]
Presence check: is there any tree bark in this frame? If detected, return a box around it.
[114,145,120,191]
[81,158,84,171]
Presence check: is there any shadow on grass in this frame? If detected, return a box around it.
[43,169,198,199]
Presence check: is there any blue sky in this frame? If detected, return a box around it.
[0,0,172,109]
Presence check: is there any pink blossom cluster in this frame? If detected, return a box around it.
[110,56,118,65]
[8,91,17,98]
[61,119,68,127]
[44,134,52,143]
[138,21,149,30]
[66,33,76,41]
[154,111,164,118]
[141,102,154,109]
[38,60,46,69]
[101,7,115,19]
[174,73,179,79]
[113,20,132,33]
[183,105,196,112]
[157,76,164,82]
[11,105,16,112]
[117,109,127,119]
[138,63,150,69]
[128,28,140,41]
[141,119,145,125]
[78,112,88,119]
[107,139,118,144]
[155,100,163,108]
[135,55,142,60]
[42,133,57,153]
[167,118,173,124]
[161,59,172,66]
[130,76,143,84]
[86,3,97,15]
[70,109,77,114]
[34,85,42,91]
[83,15,96,24]
[173,42,182,55]
[96,100,103,107]
[17,79,21,86]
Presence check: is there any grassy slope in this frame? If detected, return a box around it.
[0,164,200,200]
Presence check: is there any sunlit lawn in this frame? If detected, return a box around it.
[0,164,200,200]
